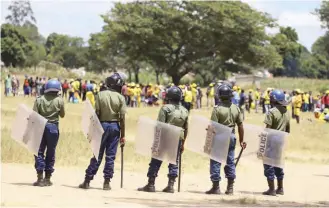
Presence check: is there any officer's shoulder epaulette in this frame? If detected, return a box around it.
[180,105,188,113]
[162,104,173,113]
[269,108,277,113]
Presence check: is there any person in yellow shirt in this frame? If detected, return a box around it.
[207,83,215,107]
[153,84,160,98]
[237,86,241,95]
[264,89,271,114]
[183,86,193,111]
[254,88,260,113]
[86,81,95,108]
[130,83,137,108]
[191,83,198,109]
[293,89,302,124]
[71,80,81,102]
[136,84,142,107]
[313,108,329,123]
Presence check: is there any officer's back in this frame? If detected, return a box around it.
[95,89,126,122]
[265,106,289,132]
[33,91,65,123]
[211,101,241,129]
[158,103,188,128]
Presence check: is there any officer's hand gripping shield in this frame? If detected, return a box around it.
[185,115,232,164]
[11,104,47,156]
[81,100,104,160]
[135,116,182,165]
[241,124,288,168]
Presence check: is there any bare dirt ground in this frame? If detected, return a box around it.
[1,160,329,208]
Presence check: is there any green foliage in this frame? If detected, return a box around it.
[101,1,278,84]
[45,33,88,68]
[1,0,329,82]
[316,1,329,29]
[1,23,32,67]
[268,26,329,79]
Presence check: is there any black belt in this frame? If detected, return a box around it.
[101,121,119,123]
[47,121,59,125]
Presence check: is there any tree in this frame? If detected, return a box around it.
[269,27,303,77]
[315,1,329,29]
[1,23,32,67]
[312,32,329,58]
[24,42,46,69]
[5,0,36,26]
[45,33,87,68]
[101,1,277,85]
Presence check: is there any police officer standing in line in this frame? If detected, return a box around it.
[263,90,290,196]
[138,86,189,193]
[33,79,65,187]
[206,84,246,195]
[79,73,127,190]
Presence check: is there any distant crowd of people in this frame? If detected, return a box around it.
[3,74,329,123]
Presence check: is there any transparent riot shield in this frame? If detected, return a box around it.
[135,116,182,165]
[81,100,104,160]
[11,104,47,156]
[240,124,265,158]
[257,128,288,168]
[240,124,288,168]
[185,115,232,164]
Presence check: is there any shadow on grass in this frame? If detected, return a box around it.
[7,182,33,187]
[112,197,329,207]
[185,190,206,195]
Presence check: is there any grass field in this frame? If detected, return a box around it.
[252,77,329,93]
[1,95,329,174]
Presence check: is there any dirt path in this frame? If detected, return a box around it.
[2,161,329,207]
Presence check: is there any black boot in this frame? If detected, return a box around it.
[162,177,175,193]
[44,172,53,186]
[103,179,111,190]
[296,116,300,124]
[137,177,155,192]
[79,178,90,189]
[225,179,234,195]
[262,179,276,196]
[33,172,45,187]
[205,181,220,195]
[276,179,284,195]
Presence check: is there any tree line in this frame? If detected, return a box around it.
[1,1,329,85]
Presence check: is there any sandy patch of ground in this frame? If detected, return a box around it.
[1,161,329,207]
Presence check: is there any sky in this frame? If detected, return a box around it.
[1,0,327,50]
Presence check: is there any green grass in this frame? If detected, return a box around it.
[257,77,329,93]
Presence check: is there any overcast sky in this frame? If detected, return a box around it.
[1,0,326,50]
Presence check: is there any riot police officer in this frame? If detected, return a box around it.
[206,84,246,195]
[33,79,65,186]
[138,86,189,193]
[79,72,127,190]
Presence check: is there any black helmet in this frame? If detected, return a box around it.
[218,84,233,100]
[105,72,126,92]
[166,86,182,102]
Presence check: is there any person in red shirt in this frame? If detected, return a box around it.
[81,80,87,101]
[62,80,69,99]
[324,91,329,109]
